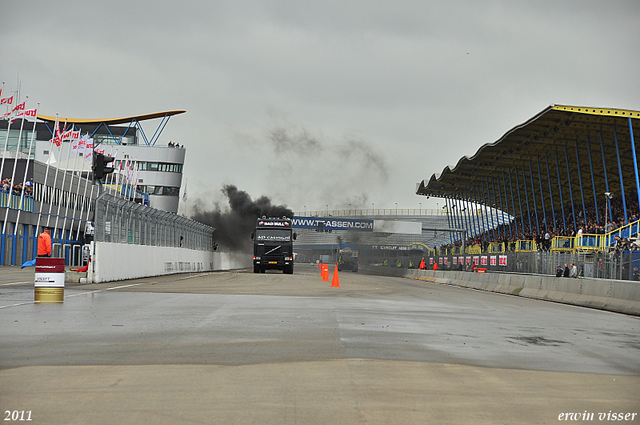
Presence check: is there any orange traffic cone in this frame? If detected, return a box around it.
[330,264,340,287]
[322,264,329,281]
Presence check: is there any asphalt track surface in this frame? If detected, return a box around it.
[0,265,638,424]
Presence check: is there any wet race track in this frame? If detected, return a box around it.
[1,266,639,424]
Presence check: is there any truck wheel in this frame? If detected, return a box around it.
[260,268,265,273]
[254,265,260,273]
[284,265,293,274]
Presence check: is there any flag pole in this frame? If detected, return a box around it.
[55,126,78,242]
[2,96,27,235]
[75,134,92,241]
[182,178,188,216]
[0,89,16,184]
[129,158,137,202]
[46,118,67,236]
[36,114,59,233]
[14,103,39,243]
[53,121,75,241]
[68,132,85,238]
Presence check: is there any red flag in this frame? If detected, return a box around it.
[12,101,25,113]
[10,108,37,123]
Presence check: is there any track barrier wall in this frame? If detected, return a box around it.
[86,241,251,283]
[360,265,640,316]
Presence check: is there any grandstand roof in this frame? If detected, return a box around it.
[416,104,640,221]
[36,110,186,125]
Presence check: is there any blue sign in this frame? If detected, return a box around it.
[292,216,374,232]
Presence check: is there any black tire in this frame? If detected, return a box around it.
[284,265,294,274]
[260,268,265,273]
[254,265,260,273]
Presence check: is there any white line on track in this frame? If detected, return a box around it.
[0,281,31,286]
[0,272,217,308]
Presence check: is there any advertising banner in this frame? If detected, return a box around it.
[34,257,65,303]
[35,258,65,287]
[292,216,374,232]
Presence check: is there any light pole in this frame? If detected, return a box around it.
[395,202,398,215]
[419,202,422,215]
[372,203,374,214]
[605,192,613,232]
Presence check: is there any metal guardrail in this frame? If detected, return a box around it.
[366,250,640,281]
[0,191,34,211]
[94,192,214,251]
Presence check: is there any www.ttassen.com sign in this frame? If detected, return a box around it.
[292,216,374,232]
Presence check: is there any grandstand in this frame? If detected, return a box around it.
[415,104,639,280]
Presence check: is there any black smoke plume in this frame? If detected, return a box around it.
[191,184,293,252]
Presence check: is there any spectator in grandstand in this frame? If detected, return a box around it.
[2,178,11,192]
[544,231,551,250]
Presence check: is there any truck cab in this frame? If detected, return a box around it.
[251,216,296,274]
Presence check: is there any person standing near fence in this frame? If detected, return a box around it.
[37,228,52,257]
[570,263,578,278]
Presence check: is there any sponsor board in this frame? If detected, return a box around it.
[35,257,65,288]
[292,216,373,232]
[34,272,65,287]
[371,245,413,251]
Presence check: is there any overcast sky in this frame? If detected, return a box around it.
[2,0,639,215]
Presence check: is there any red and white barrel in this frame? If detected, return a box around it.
[35,258,65,303]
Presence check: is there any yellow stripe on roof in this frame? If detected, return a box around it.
[36,110,186,125]
[552,105,640,118]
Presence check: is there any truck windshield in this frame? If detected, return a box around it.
[255,229,291,242]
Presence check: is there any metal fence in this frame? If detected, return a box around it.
[360,250,640,281]
[94,192,214,251]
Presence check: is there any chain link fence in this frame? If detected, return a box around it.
[360,249,640,281]
[94,192,214,251]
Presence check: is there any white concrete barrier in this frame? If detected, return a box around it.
[87,242,252,283]
[360,266,640,316]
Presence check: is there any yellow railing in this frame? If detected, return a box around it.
[465,245,482,254]
[551,236,574,252]
[515,240,536,252]
[574,234,601,252]
[488,242,504,253]
[599,220,640,250]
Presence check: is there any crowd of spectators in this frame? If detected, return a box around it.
[168,141,184,148]
[1,178,33,197]
[444,197,639,253]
